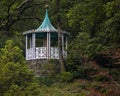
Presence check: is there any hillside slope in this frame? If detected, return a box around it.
[37,49,120,96]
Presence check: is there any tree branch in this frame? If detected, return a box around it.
[15,0,33,14]
[7,0,17,22]
[0,0,45,31]
[18,17,42,22]
[9,0,17,7]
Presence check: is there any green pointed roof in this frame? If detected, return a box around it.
[36,9,57,32]
[23,9,69,35]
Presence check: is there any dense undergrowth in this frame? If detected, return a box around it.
[36,61,120,96]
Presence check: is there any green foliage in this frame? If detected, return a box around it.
[0,40,40,96]
[65,31,109,81]
[103,0,120,44]
[68,32,106,61]
[99,87,109,94]
[85,38,105,58]
[39,59,59,77]
[0,33,8,48]
[109,69,120,84]
[67,3,81,38]
[0,40,25,64]
[2,62,34,86]
[93,75,110,82]
[2,83,40,96]
[74,67,90,80]
[0,0,119,95]
[36,77,53,87]
[56,72,73,82]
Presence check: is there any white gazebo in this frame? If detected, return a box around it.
[23,9,68,60]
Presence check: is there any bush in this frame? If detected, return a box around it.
[93,75,110,82]
[36,77,53,86]
[100,87,109,94]
[72,68,87,79]
[109,69,120,84]
[0,40,40,96]
[56,72,73,82]
[70,66,93,80]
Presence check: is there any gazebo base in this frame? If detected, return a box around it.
[27,59,60,77]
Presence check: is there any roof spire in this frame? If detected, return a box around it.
[36,9,57,32]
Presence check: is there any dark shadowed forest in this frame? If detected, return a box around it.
[0,0,120,96]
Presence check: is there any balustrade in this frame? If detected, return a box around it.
[26,47,66,60]
[26,48,33,60]
[36,47,47,59]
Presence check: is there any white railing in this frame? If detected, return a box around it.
[51,47,59,59]
[26,47,66,60]
[26,48,33,60]
[36,47,47,59]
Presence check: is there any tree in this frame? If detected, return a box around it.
[0,40,40,96]
[103,0,120,45]
[0,0,46,33]
[55,0,65,72]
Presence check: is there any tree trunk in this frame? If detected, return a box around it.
[58,24,65,72]
[56,0,65,72]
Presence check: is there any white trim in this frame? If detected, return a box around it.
[23,30,69,35]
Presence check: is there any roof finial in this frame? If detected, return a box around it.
[36,6,57,32]
[45,4,49,9]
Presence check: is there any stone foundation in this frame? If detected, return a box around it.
[27,59,60,77]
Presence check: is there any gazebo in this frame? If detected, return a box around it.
[23,9,68,60]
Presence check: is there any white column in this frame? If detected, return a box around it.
[65,36,68,57]
[26,35,28,50]
[32,33,36,59]
[65,36,68,50]
[26,35,28,60]
[62,34,64,56]
[49,33,51,59]
[47,32,49,59]
[30,36,32,48]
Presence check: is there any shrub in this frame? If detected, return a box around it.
[56,72,73,82]
[100,87,109,94]
[109,69,120,84]
[36,77,53,86]
[0,40,40,96]
[93,75,110,82]
[73,68,86,79]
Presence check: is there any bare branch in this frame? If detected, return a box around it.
[18,17,42,22]
[9,0,17,6]
[15,0,33,15]
[16,0,33,10]
[0,0,45,31]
